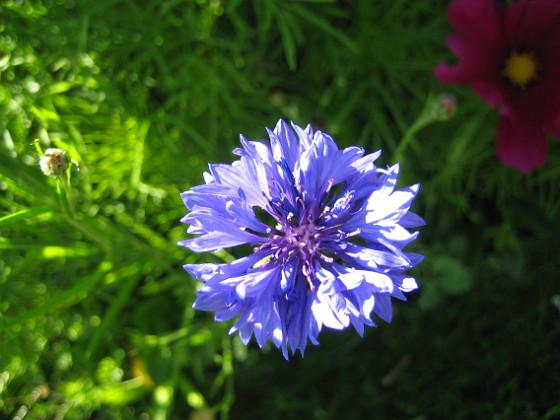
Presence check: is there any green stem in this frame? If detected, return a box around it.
[393,93,451,163]
[394,107,433,163]
[59,173,76,218]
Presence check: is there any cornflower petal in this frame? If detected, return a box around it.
[342,243,412,271]
[268,120,300,170]
[178,229,264,253]
[373,294,393,323]
[184,253,265,282]
[338,270,395,294]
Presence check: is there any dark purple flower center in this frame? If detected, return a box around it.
[279,214,322,260]
[252,178,363,290]
[261,211,331,290]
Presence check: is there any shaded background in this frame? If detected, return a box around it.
[1,0,559,418]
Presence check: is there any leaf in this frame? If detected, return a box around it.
[44,81,74,96]
[288,3,358,53]
[276,13,298,71]
[0,206,54,227]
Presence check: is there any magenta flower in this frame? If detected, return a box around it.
[434,0,560,172]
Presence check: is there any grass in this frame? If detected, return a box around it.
[1,0,559,418]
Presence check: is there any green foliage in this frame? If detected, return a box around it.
[1,0,559,418]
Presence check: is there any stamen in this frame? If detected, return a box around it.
[260,190,343,292]
[319,206,331,218]
[345,228,362,238]
[326,178,335,193]
[302,265,316,291]
[253,242,271,253]
[287,212,298,226]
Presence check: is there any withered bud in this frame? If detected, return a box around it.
[40,148,69,177]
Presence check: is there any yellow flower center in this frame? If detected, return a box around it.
[503,51,539,88]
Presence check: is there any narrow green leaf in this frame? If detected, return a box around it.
[0,206,54,227]
[276,15,297,71]
[288,3,358,53]
[44,81,74,95]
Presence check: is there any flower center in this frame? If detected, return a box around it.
[283,216,321,262]
[255,208,332,290]
[254,180,361,290]
[502,50,539,88]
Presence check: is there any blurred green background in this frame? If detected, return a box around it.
[1,0,559,418]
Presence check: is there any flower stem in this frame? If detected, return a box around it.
[59,171,76,218]
[394,93,456,163]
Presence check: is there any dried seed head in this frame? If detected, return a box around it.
[40,148,69,177]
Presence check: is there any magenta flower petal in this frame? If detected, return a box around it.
[446,0,503,50]
[496,116,548,172]
[504,0,560,46]
[548,115,560,141]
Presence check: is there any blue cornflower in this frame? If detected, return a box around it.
[179,120,424,359]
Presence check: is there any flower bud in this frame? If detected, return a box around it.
[432,94,457,121]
